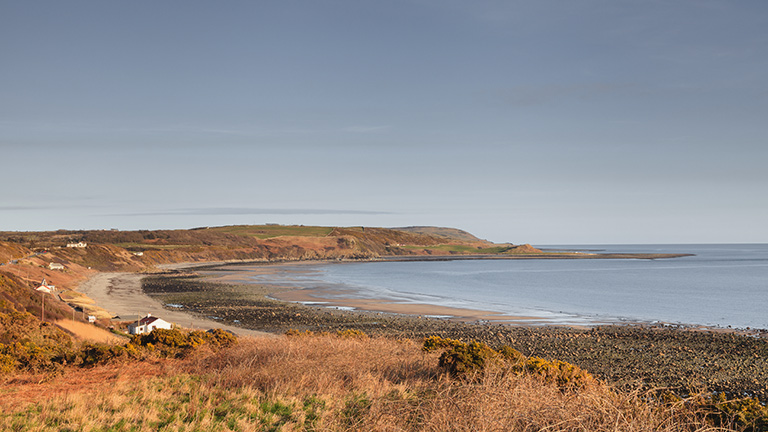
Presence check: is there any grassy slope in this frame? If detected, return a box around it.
[0,334,741,431]
[1,225,509,271]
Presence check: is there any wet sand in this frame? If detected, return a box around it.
[203,261,615,327]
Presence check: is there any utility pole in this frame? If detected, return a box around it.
[41,293,45,322]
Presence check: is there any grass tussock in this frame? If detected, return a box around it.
[2,332,752,431]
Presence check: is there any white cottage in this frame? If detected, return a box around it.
[127,314,173,335]
[36,278,55,294]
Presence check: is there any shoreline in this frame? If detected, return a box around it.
[138,268,768,399]
[196,258,764,336]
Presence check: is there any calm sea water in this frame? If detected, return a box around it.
[238,244,768,329]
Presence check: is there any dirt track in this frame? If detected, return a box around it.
[77,272,270,337]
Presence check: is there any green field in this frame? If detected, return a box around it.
[208,225,335,239]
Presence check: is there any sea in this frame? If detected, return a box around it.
[231,244,768,330]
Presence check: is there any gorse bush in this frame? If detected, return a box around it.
[0,340,60,373]
[130,328,237,356]
[77,343,140,367]
[0,328,238,375]
[423,336,594,389]
[439,340,502,375]
[523,356,595,388]
[422,335,463,352]
[699,393,768,431]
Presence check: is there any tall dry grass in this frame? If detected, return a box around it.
[1,334,739,431]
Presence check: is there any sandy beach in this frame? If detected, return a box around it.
[77,271,270,337]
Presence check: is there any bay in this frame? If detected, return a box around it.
[235,244,768,330]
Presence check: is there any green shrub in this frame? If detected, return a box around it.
[517,356,594,388]
[422,335,463,352]
[202,328,238,348]
[423,336,594,389]
[438,341,501,376]
[130,328,238,357]
[701,393,768,431]
[6,341,54,372]
[78,343,135,367]
[0,350,15,374]
[498,345,525,364]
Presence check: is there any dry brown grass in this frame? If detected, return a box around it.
[54,319,126,344]
[0,334,738,431]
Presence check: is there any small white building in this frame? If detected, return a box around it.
[66,242,87,248]
[48,262,65,270]
[36,278,55,294]
[127,314,173,335]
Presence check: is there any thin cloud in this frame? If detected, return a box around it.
[0,205,49,211]
[107,207,395,217]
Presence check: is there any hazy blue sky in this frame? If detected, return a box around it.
[2,1,767,244]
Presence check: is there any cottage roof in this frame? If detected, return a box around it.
[137,316,160,325]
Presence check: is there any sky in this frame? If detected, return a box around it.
[1,0,767,244]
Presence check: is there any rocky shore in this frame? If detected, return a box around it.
[141,270,768,400]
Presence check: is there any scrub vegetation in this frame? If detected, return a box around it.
[3,330,766,431]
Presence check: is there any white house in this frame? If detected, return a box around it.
[36,278,55,294]
[127,314,173,335]
[66,242,87,248]
[48,262,65,270]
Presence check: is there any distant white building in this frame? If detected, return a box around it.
[48,262,65,270]
[36,278,55,294]
[127,314,173,335]
[66,242,87,248]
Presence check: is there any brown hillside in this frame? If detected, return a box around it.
[0,272,78,334]
[394,226,491,244]
[0,242,29,264]
[0,225,508,269]
[506,244,543,254]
